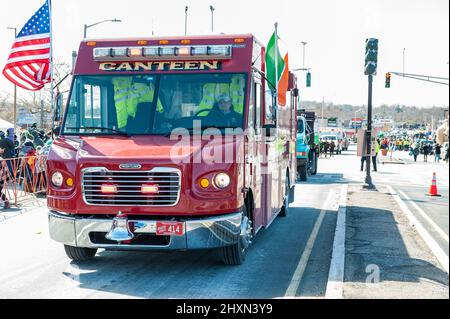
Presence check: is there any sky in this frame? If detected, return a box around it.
[0,0,448,108]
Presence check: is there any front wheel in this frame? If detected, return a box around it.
[312,154,318,175]
[279,173,290,217]
[64,245,98,261]
[222,205,252,265]
[299,164,308,182]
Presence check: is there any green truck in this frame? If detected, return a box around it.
[296,110,319,181]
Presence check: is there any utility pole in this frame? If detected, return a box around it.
[403,48,406,77]
[321,97,325,119]
[364,38,378,190]
[72,51,77,72]
[185,6,188,36]
[366,74,374,188]
[40,94,44,129]
[210,5,215,33]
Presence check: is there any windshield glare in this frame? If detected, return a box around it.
[63,73,247,135]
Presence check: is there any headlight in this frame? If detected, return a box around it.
[51,171,64,187]
[214,173,231,189]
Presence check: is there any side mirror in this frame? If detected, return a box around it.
[54,92,63,122]
[264,90,277,123]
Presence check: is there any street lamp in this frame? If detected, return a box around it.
[403,48,406,77]
[301,41,307,70]
[210,5,215,33]
[84,19,122,39]
[185,6,189,36]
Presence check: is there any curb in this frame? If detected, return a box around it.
[325,184,348,299]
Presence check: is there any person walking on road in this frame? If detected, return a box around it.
[360,155,367,171]
[423,144,430,162]
[329,141,335,157]
[373,140,380,172]
[434,144,442,163]
[411,143,420,162]
[323,141,329,158]
[445,146,449,164]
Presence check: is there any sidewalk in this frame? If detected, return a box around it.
[344,183,449,299]
[0,196,46,222]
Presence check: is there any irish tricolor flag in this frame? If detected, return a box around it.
[266,31,289,107]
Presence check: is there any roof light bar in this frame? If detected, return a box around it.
[94,45,233,61]
[111,47,127,57]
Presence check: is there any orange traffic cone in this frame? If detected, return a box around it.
[426,173,441,197]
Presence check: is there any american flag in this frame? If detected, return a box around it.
[2,0,51,91]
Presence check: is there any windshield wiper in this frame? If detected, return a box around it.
[65,127,130,137]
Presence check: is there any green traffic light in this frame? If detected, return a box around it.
[306,72,311,87]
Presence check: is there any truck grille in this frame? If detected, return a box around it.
[82,167,181,206]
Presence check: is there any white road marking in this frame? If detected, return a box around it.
[284,189,337,297]
[398,190,449,244]
[325,184,348,299]
[386,185,449,274]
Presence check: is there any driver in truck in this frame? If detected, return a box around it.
[208,94,243,127]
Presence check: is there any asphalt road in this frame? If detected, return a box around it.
[0,144,447,299]
[0,169,345,299]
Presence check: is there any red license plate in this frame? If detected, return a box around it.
[156,222,184,236]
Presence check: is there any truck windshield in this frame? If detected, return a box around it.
[297,119,304,134]
[62,73,247,136]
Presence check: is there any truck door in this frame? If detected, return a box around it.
[263,89,281,224]
[251,79,264,230]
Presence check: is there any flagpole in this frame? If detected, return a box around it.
[48,0,55,133]
[274,22,279,132]
[7,27,18,138]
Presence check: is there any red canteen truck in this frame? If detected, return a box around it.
[48,34,297,265]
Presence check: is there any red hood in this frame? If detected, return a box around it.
[56,135,244,162]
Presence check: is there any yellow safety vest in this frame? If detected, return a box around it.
[198,83,217,116]
[230,75,245,114]
[129,83,164,116]
[113,77,132,129]
[113,79,164,129]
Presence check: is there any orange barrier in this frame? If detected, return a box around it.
[426,172,441,197]
[0,155,48,206]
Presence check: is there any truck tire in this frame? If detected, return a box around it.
[222,205,252,266]
[64,245,98,261]
[299,164,308,182]
[279,173,290,217]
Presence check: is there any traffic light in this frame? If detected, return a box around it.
[306,72,311,87]
[364,38,378,76]
[385,72,391,88]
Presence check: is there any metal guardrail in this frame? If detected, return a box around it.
[0,155,48,206]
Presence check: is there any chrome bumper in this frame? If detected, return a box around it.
[48,211,243,250]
